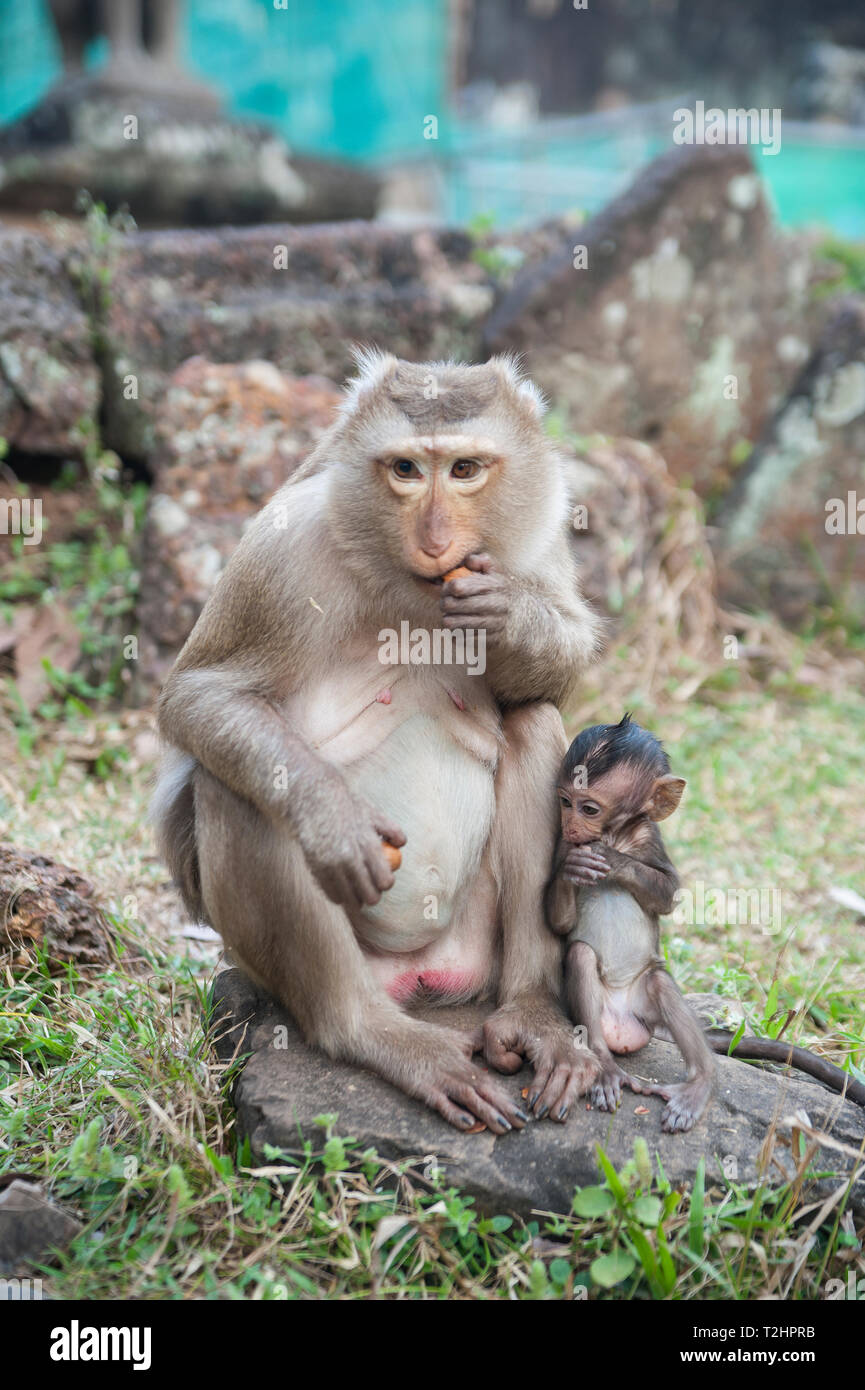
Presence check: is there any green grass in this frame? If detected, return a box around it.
[0,463,147,710]
[1,939,860,1300]
[1,658,864,1298]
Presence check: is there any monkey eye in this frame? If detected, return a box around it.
[580,803,601,816]
[392,458,421,479]
[451,458,481,480]
[558,793,572,809]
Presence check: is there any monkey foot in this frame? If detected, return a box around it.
[656,1081,710,1133]
[483,1008,599,1122]
[590,1066,643,1112]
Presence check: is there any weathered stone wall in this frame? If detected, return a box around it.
[0,229,99,456]
[99,222,494,460]
[1,141,859,663]
[486,145,826,499]
[138,358,342,686]
[716,298,865,628]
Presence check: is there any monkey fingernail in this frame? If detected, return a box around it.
[514,1108,530,1123]
[557,1105,568,1121]
[535,1103,549,1119]
[495,1115,512,1131]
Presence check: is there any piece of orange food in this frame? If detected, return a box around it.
[443,566,472,582]
[380,838,402,871]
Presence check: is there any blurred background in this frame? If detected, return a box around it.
[1,0,864,232]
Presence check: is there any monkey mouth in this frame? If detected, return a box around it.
[414,561,470,588]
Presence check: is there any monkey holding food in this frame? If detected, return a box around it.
[154,351,603,1134]
[545,715,715,1133]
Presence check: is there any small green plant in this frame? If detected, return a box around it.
[814,235,865,298]
[0,430,147,712]
[71,193,136,348]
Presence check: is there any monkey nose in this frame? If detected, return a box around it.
[420,540,452,558]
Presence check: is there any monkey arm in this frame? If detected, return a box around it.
[492,587,599,704]
[596,846,679,916]
[481,705,600,1119]
[158,667,404,910]
[544,841,578,934]
[158,667,329,823]
[442,547,599,705]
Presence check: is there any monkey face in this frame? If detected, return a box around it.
[326,351,564,594]
[375,433,500,584]
[557,781,609,845]
[557,765,686,845]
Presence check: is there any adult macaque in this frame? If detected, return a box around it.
[545,715,715,1133]
[154,351,602,1133]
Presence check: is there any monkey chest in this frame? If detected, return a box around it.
[296,656,502,770]
[569,887,659,989]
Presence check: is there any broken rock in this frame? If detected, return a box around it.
[211,969,865,1220]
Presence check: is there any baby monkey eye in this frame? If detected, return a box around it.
[451,458,481,480]
[392,458,421,479]
[558,793,572,808]
[580,803,600,816]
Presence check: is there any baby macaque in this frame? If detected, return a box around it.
[545,714,714,1133]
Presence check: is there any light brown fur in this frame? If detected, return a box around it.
[154,350,601,1131]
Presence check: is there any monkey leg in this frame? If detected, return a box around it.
[483,703,600,1121]
[639,968,715,1133]
[565,940,650,1112]
[194,768,529,1135]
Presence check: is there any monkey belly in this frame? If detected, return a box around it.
[599,991,654,1054]
[570,887,659,1054]
[343,714,497,954]
[569,887,657,986]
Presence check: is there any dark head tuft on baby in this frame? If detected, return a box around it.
[562,713,670,787]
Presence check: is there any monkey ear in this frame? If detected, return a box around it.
[490,353,547,419]
[341,345,399,413]
[643,775,686,821]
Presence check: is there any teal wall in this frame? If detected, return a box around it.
[1,1,863,233]
[0,0,447,159]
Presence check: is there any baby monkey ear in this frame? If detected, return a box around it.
[643,775,686,821]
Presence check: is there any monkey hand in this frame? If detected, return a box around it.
[440,552,510,637]
[482,1003,600,1122]
[295,769,406,911]
[562,844,609,885]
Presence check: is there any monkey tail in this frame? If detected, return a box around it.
[150,748,207,924]
[706,1029,865,1108]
